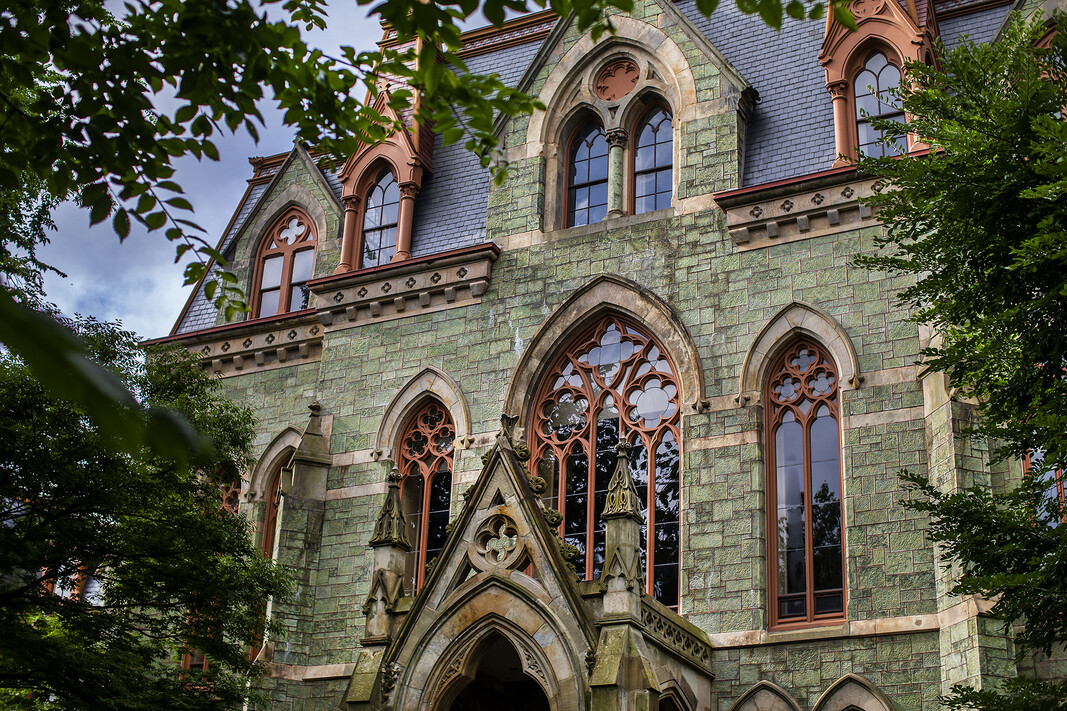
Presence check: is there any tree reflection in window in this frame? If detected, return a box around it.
[530,316,681,606]
[766,339,844,625]
[397,401,455,593]
[1025,450,1065,526]
[854,51,904,158]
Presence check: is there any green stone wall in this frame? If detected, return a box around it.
[201,6,1058,709]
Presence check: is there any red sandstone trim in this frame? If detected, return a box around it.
[147,309,317,346]
[308,241,501,288]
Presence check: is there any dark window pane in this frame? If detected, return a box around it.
[815,592,843,615]
[425,470,451,566]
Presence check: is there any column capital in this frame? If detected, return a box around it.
[827,80,849,100]
[606,128,629,148]
[398,182,420,200]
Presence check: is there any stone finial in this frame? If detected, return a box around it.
[603,441,644,522]
[369,468,412,550]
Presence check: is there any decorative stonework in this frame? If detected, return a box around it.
[310,244,498,331]
[594,58,640,101]
[640,598,714,670]
[715,171,879,251]
[469,513,523,571]
[182,313,323,378]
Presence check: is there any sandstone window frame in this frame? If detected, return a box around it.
[251,206,317,319]
[336,90,426,274]
[396,399,456,593]
[528,313,682,607]
[819,0,938,167]
[764,338,847,629]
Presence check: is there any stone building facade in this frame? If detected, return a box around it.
[162,0,1064,708]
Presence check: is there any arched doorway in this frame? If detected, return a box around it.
[447,636,550,711]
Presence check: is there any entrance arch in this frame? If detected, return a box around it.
[444,634,551,711]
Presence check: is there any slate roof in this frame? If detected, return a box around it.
[412,37,546,257]
[939,2,1011,50]
[676,0,837,186]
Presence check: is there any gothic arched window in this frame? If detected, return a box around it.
[765,339,845,627]
[397,401,455,592]
[361,168,401,269]
[567,122,609,228]
[854,51,904,158]
[260,468,281,559]
[254,208,316,318]
[633,106,672,214]
[530,315,681,606]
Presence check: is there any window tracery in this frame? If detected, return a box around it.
[854,51,904,157]
[567,122,609,228]
[765,339,845,627]
[530,315,680,606]
[397,400,455,592]
[361,169,401,269]
[633,106,673,214]
[253,208,316,318]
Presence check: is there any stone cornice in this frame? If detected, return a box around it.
[310,243,499,332]
[715,168,882,250]
[170,311,324,378]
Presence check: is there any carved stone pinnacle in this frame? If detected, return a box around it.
[369,467,412,550]
[603,440,643,522]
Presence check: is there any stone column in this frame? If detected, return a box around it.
[606,128,628,218]
[336,195,361,274]
[827,81,852,167]
[393,182,419,262]
[600,441,644,620]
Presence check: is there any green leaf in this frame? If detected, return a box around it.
[786,0,805,19]
[695,0,720,16]
[113,208,130,238]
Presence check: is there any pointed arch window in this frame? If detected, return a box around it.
[854,51,904,158]
[254,208,316,318]
[567,122,609,228]
[633,106,673,214]
[361,169,400,269]
[530,315,681,606]
[397,401,455,592]
[766,339,845,627]
[260,467,281,559]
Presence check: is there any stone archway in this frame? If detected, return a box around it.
[444,634,551,711]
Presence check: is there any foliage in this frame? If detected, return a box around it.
[856,14,1067,709]
[0,314,291,710]
[856,14,1067,469]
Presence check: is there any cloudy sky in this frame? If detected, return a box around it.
[39,5,388,339]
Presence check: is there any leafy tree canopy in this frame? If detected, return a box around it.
[0,315,291,710]
[856,14,1067,710]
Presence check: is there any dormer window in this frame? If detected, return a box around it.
[854,51,904,158]
[567,122,609,228]
[254,208,316,318]
[361,169,401,269]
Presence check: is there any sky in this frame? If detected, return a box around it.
[38,4,387,340]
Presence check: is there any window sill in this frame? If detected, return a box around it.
[549,206,676,242]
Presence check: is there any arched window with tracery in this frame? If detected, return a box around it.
[361,168,400,269]
[530,315,681,606]
[567,122,609,228]
[633,106,672,214]
[254,208,316,318]
[397,401,455,592]
[765,339,844,627]
[854,50,904,158]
